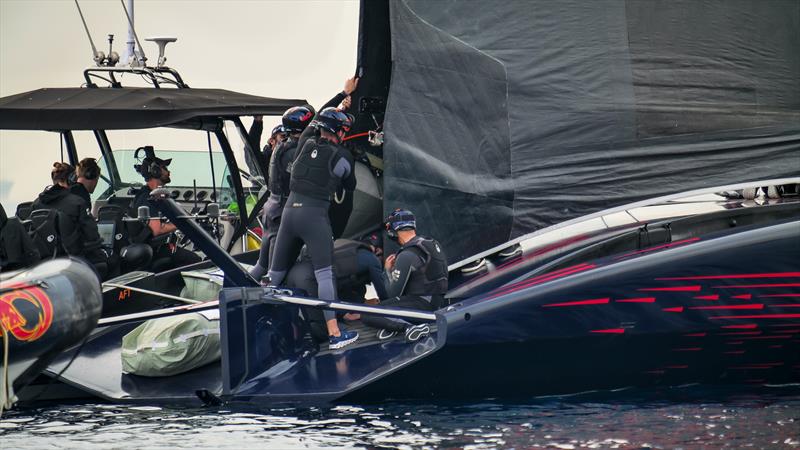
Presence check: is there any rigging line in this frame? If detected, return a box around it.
[60,133,64,162]
[73,0,99,61]
[102,282,201,304]
[1,328,11,417]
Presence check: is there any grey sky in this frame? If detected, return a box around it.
[0,0,359,211]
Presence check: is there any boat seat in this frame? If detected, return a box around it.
[0,204,41,271]
[28,208,63,259]
[15,201,33,221]
[97,205,131,255]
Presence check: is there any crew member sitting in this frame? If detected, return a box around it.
[70,157,102,207]
[362,209,448,342]
[31,162,110,279]
[131,146,202,271]
[285,234,388,342]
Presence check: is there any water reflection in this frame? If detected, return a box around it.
[1,386,798,449]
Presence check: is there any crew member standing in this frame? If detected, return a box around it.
[250,105,315,279]
[250,77,359,280]
[266,107,359,350]
[362,209,448,341]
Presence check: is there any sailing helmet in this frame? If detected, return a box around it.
[385,209,416,240]
[315,107,353,134]
[282,106,314,133]
[270,124,286,137]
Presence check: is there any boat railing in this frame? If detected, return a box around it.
[83,65,188,89]
[450,177,800,272]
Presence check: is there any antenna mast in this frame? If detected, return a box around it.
[74,0,102,66]
[122,0,137,66]
[120,0,147,66]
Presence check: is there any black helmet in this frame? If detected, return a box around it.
[282,106,314,133]
[315,107,353,134]
[384,208,416,241]
[270,124,286,137]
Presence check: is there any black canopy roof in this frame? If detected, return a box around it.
[0,87,306,130]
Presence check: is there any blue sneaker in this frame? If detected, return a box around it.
[329,329,359,350]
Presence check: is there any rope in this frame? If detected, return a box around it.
[1,327,12,417]
[333,189,346,205]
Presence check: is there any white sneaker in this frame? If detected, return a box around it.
[767,185,781,199]
[404,324,430,342]
[377,329,397,340]
[742,187,757,200]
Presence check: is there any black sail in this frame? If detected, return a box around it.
[358,0,800,262]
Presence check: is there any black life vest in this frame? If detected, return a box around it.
[332,239,372,281]
[267,137,297,199]
[290,137,351,202]
[401,236,448,296]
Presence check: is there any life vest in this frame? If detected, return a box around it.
[401,236,448,296]
[267,137,297,200]
[290,137,351,202]
[332,239,372,282]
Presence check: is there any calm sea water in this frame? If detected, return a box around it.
[1,386,798,449]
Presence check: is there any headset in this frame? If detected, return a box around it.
[133,146,162,180]
[77,158,101,180]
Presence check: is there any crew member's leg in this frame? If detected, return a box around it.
[267,208,303,286]
[294,206,340,333]
[250,199,282,279]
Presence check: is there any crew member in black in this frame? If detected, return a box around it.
[131,147,202,270]
[31,162,110,279]
[362,209,448,342]
[264,123,287,161]
[244,116,286,174]
[249,105,314,279]
[267,106,359,350]
[286,236,388,341]
[250,77,359,280]
[70,157,102,207]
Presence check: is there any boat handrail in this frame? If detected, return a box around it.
[448,177,800,271]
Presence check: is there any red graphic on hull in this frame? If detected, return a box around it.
[590,328,625,334]
[657,272,800,280]
[616,297,656,303]
[689,304,764,310]
[0,283,54,342]
[640,285,701,292]
[543,298,609,308]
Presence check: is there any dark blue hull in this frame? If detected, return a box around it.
[30,201,800,405]
[351,219,800,399]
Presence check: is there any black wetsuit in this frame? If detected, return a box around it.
[250,91,349,279]
[244,119,263,176]
[31,185,109,279]
[267,134,357,324]
[286,239,387,341]
[250,136,300,277]
[132,186,202,270]
[362,235,448,332]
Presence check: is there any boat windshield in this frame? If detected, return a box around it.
[101,149,228,190]
[92,126,265,204]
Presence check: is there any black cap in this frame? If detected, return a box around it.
[154,157,171,167]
